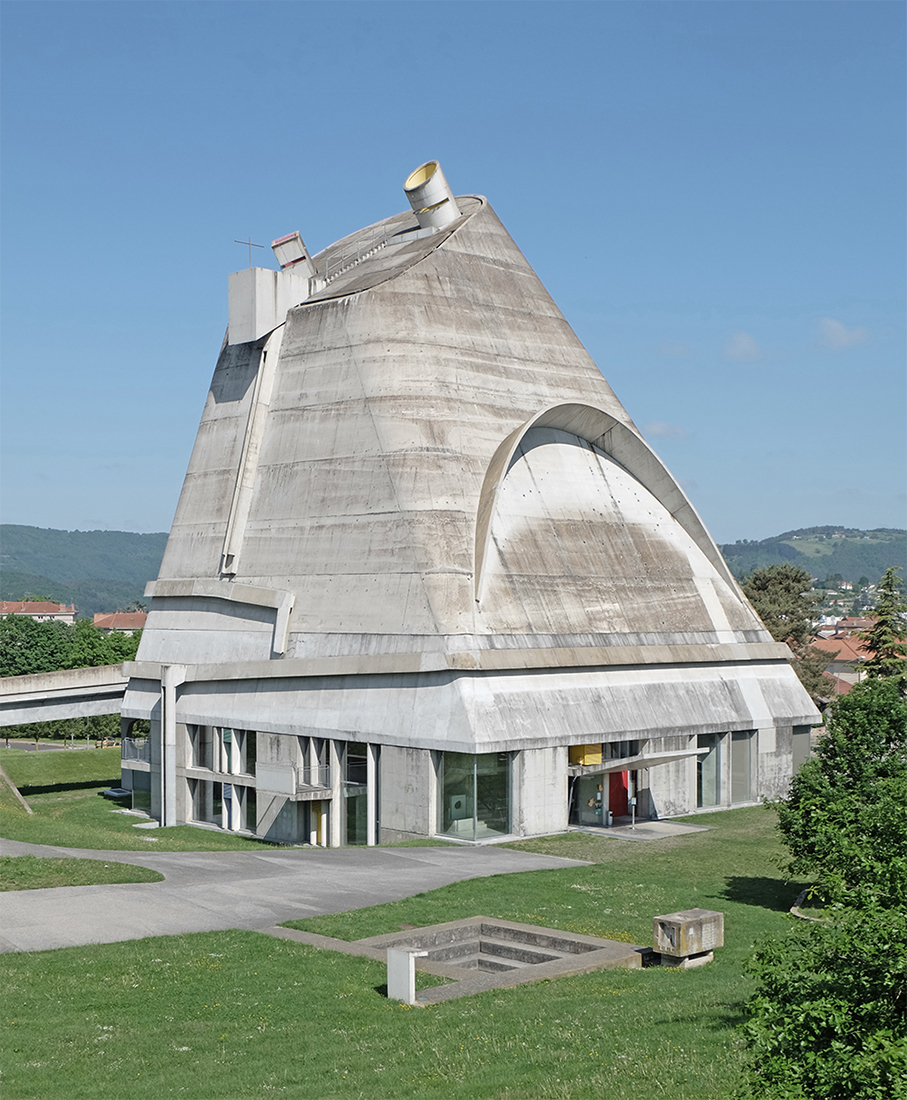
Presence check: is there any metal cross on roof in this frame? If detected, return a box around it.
[235,237,264,268]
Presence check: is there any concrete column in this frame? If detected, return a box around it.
[366,743,378,846]
[160,665,187,828]
[328,739,342,847]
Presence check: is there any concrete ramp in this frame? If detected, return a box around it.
[0,665,127,727]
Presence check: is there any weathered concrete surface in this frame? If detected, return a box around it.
[0,665,127,727]
[0,837,583,954]
[127,192,816,741]
[120,172,819,839]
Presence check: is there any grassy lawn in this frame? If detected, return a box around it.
[2,927,745,1100]
[0,854,164,891]
[1,805,804,1099]
[285,806,798,946]
[0,747,296,852]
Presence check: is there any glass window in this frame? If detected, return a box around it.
[345,743,368,786]
[131,770,152,814]
[191,725,214,770]
[697,733,721,807]
[439,752,511,840]
[605,740,640,760]
[241,730,257,776]
[792,726,811,772]
[244,785,256,832]
[212,781,223,822]
[343,743,369,845]
[731,730,754,803]
[221,728,234,774]
[570,775,605,826]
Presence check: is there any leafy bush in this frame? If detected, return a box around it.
[742,678,907,1098]
[742,907,907,1100]
[777,678,907,909]
[0,614,141,678]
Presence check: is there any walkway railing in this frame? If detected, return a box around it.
[122,738,151,763]
[322,225,390,284]
[298,765,331,790]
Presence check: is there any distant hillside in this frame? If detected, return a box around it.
[0,526,167,617]
[1,523,904,617]
[718,527,907,584]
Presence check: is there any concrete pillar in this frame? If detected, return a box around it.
[366,743,378,846]
[160,665,187,828]
[328,739,342,847]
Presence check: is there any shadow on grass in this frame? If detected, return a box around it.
[19,779,119,796]
[715,875,805,913]
[675,998,748,1034]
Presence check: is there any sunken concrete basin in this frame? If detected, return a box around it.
[360,917,648,1004]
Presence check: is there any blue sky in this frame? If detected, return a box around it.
[1,0,904,544]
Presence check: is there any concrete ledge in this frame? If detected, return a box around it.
[125,641,793,683]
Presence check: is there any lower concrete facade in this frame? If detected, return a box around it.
[119,665,814,846]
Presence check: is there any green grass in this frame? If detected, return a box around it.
[1,746,122,794]
[0,747,293,852]
[0,806,801,1100]
[285,806,798,945]
[0,750,805,1097]
[1,929,741,1100]
[0,854,163,891]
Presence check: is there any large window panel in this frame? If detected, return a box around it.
[439,752,511,840]
[731,730,754,803]
[697,733,721,808]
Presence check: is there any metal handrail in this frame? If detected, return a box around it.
[122,738,151,763]
[298,765,332,789]
[322,225,390,283]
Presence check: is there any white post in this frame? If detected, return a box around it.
[386,949,428,1004]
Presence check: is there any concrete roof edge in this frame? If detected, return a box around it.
[124,641,793,686]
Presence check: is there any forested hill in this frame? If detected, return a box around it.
[1,524,904,616]
[718,527,906,584]
[0,526,167,617]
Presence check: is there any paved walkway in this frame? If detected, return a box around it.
[0,838,585,954]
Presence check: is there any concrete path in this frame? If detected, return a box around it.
[0,838,585,955]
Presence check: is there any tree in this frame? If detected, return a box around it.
[742,906,907,1100]
[743,564,817,645]
[776,677,907,909]
[1,615,143,740]
[741,678,907,1098]
[859,567,907,680]
[0,615,141,679]
[742,564,834,702]
[0,615,73,677]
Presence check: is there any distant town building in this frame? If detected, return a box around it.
[812,633,868,687]
[93,612,147,635]
[0,600,77,624]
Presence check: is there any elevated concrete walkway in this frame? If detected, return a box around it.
[0,665,127,727]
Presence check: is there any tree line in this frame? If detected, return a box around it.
[0,615,141,678]
[739,568,907,1098]
[741,564,907,703]
[0,615,143,741]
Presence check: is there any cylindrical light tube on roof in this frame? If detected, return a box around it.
[403,161,461,229]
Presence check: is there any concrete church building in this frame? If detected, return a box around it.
[121,162,818,845]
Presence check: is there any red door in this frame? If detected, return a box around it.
[609,771,629,817]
